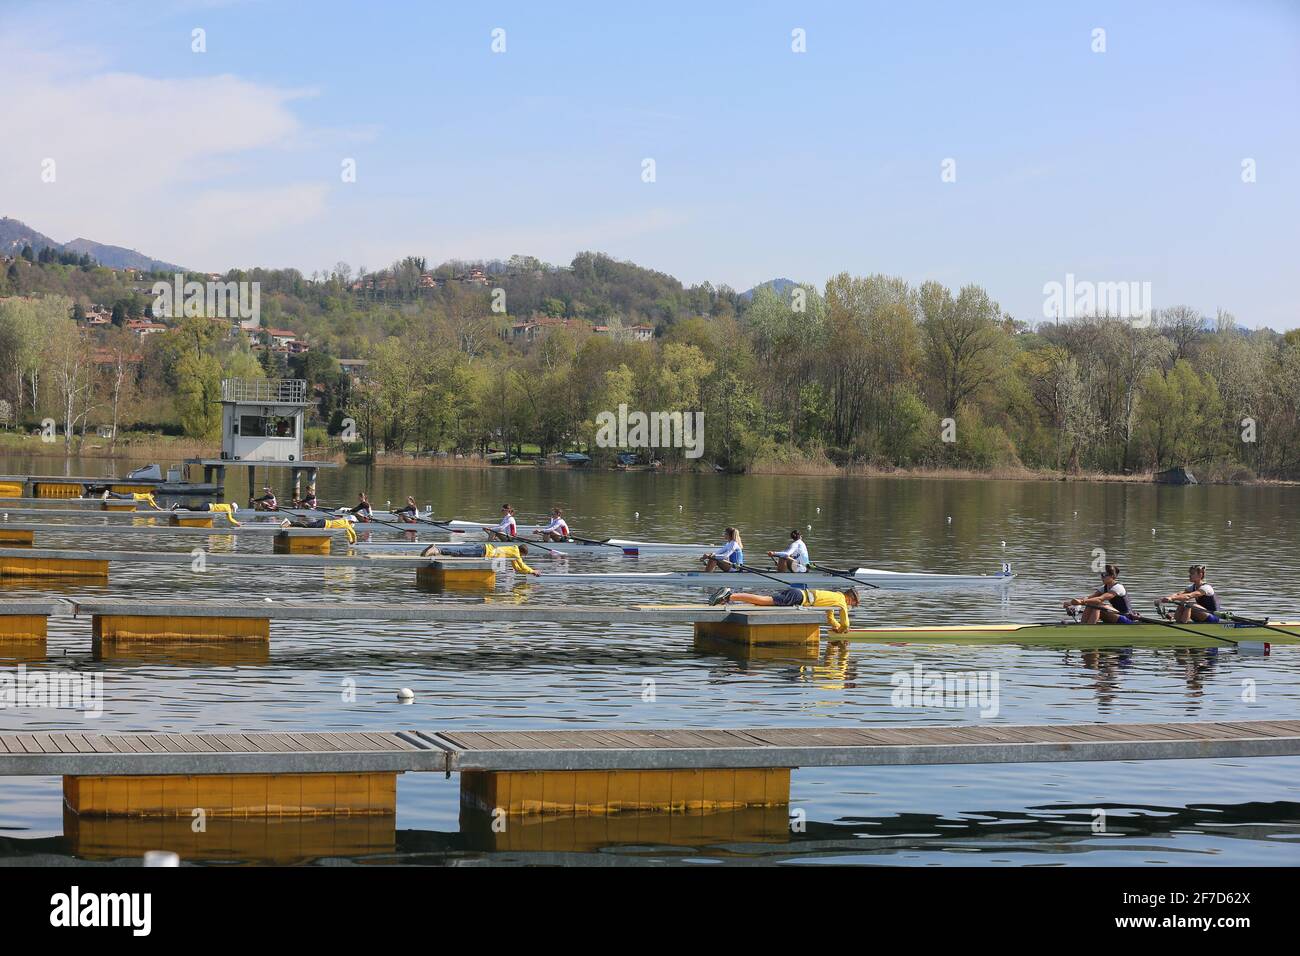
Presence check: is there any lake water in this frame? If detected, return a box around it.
[1,457,1298,866]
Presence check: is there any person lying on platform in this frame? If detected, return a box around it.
[768,529,809,573]
[486,504,517,541]
[393,496,421,523]
[279,513,357,543]
[700,527,744,572]
[420,541,540,576]
[250,486,278,511]
[1162,565,1220,623]
[101,490,162,509]
[169,501,241,525]
[710,584,860,634]
[534,507,570,541]
[1063,565,1134,624]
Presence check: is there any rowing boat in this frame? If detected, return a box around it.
[844,620,1300,647]
[350,536,709,555]
[526,567,1015,589]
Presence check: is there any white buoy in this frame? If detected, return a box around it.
[1073,511,1078,518]
[264,597,273,603]
[1227,520,1232,527]
[1151,528,1156,535]
[634,511,639,520]
[816,507,821,514]
[143,850,180,867]
[397,688,415,702]
[679,505,683,512]
[1001,541,1006,548]
[947,516,952,523]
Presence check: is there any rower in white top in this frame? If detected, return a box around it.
[768,529,809,573]
[701,527,744,572]
[485,504,518,541]
[534,507,570,542]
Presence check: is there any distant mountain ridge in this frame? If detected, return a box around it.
[0,216,185,272]
[741,277,799,300]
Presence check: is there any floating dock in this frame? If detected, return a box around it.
[67,599,822,647]
[1,720,1296,818]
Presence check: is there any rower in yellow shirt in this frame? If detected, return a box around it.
[710,584,860,634]
[420,541,539,576]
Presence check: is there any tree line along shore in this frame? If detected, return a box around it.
[1,250,1297,481]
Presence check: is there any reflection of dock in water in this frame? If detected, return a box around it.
[62,810,395,865]
[0,798,1292,864]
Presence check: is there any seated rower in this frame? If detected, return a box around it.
[249,486,278,511]
[700,527,744,572]
[393,496,420,523]
[293,489,319,509]
[486,503,517,541]
[420,540,539,576]
[768,529,809,573]
[340,492,372,522]
[1163,565,1220,623]
[535,507,569,542]
[1063,564,1134,624]
[711,584,860,635]
[279,513,357,543]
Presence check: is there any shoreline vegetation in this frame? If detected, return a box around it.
[2,433,1294,486]
[3,250,1298,484]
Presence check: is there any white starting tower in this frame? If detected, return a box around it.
[184,378,337,504]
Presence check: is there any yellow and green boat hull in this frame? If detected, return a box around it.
[846,621,1300,648]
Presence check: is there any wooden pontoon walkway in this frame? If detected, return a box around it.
[2,721,1298,775]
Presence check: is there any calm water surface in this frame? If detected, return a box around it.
[1,457,1297,865]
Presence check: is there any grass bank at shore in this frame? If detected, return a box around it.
[1,433,1292,486]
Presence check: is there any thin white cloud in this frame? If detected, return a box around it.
[0,39,326,268]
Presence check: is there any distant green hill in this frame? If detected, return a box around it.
[0,216,184,271]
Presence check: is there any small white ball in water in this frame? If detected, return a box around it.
[1001,541,1006,548]
[1151,528,1156,535]
[1227,520,1232,526]
[397,688,415,702]
[634,512,639,520]
[816,507,821,514]
[807,524,812,531]
[947,516,952,523]
[264,597,273,603]
[679,505,683,512]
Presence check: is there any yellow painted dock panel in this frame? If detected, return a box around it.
[0,555,108,579]
[693,620,820,647]
[461,768,790,815]
[64,772,398,817]
[273,532,331,555]
[92,613,271,643]
[34,482,85,499]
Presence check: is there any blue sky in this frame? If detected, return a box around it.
[2,0,1297,328]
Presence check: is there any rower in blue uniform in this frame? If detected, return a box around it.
[1163,565,1220,623]
[1063,564,1134,624]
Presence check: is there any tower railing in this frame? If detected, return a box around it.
[220,379,307,404]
